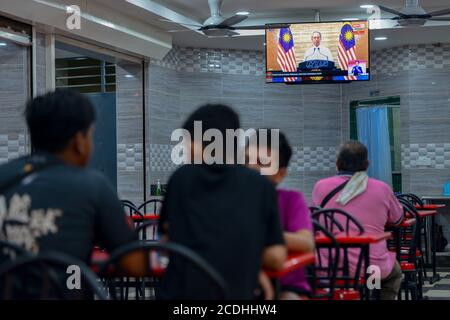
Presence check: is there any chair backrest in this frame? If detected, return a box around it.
[135,221,159,241]
[309,206,322,214]
[98,241,228,300]
[396,198,421,262]
[137,199,163,215]
[308,220,340,300]
[312,208,365,235]
[121,201,144,220]
[121,199,136,208]
[396,193,424,207]
[0,251,107,300]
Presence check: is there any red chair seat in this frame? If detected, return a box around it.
[400,261,415,271]
[333,289,361,300]
[335,278,365,287]
[131,214,160,221]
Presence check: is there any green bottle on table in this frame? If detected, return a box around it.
[156,179,162,196]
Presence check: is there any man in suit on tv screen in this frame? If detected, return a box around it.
[303,31,334,62]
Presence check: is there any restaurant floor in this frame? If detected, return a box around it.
[423,268,450,300]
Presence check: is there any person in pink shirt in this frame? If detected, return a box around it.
[312,140,404,300]
[248,131,315,300]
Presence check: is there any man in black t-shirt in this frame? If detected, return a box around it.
[159,104,287,300]
[0,90,146,278]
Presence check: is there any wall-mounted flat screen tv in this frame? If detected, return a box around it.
[265,21,370,84]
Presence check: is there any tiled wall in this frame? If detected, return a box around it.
[147,46,343,199]
[0,38,31,164]
[342,43,450,259]
[343,43,450,198]
[35,32,47,96]
[116,60,145,205]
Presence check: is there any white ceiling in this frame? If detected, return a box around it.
[101,0,450,51]
[153,0,450,21]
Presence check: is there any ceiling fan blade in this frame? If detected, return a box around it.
[378,5,409,18]
[367,17,398,20]
[219,14,248,27]
[428,17,450,21]
[233,24,291,30]
[158,18,202,28]
[202,29,239,37]
[427,8,450,17]
[167,29,195,33]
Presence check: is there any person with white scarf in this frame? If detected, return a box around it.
[312,140,404,300]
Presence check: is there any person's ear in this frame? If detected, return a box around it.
[278,167,288,181]
[73,131,88,156]
[364,160,370,171]
[274,167,288,184]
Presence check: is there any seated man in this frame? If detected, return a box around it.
[159,104,287,300]
[312,140,404,300]
[247,131,315,300]
[0,90,146,284]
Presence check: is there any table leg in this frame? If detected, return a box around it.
[364,245,370,301]
[429,214,440,284]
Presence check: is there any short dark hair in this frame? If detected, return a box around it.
[250,130,293,169]
[337,140,368,172]
[25,89,96,153]
[182,104,240,138]
[278,132,293,169]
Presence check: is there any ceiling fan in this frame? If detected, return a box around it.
[378,0,450,27]
[162,0,289,37]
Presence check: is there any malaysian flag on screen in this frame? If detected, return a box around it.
[277,28,298,82]
[338,23,357,81]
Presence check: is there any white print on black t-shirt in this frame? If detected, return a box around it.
[0,194,62,254]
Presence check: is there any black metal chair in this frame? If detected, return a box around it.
[121,201,144,224]
[312,208,365,235]
[137,199,163,215]
[312,209,366,299]
[121,199,136,207]
[397,193,424,207]
[307,220,340,300]
[309,206,322,214]
[98,241,228,300]
[136,199,163,241]
[0,251,107,300]
[136,221,159,241]
[391,197,423,300]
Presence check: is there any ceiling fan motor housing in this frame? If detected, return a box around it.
[204,0,225,26]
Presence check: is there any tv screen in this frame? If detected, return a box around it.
[265,21,370,84]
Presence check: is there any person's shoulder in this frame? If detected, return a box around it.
[278,188,305,199]
[278,188,307,204]
[66,167,112,190]
[169,164,199,181]
[368,177,393,193]
[235,165,274,185]
[314,176,339,187]
[0,155,32,184]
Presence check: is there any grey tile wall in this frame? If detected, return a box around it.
[35,32,47,96]
[147,47,344,195]
[0,38,30,164]
[0,134,28,164]
[0,39,29,136]
[116,60,144,205]
[343,44,450,200]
